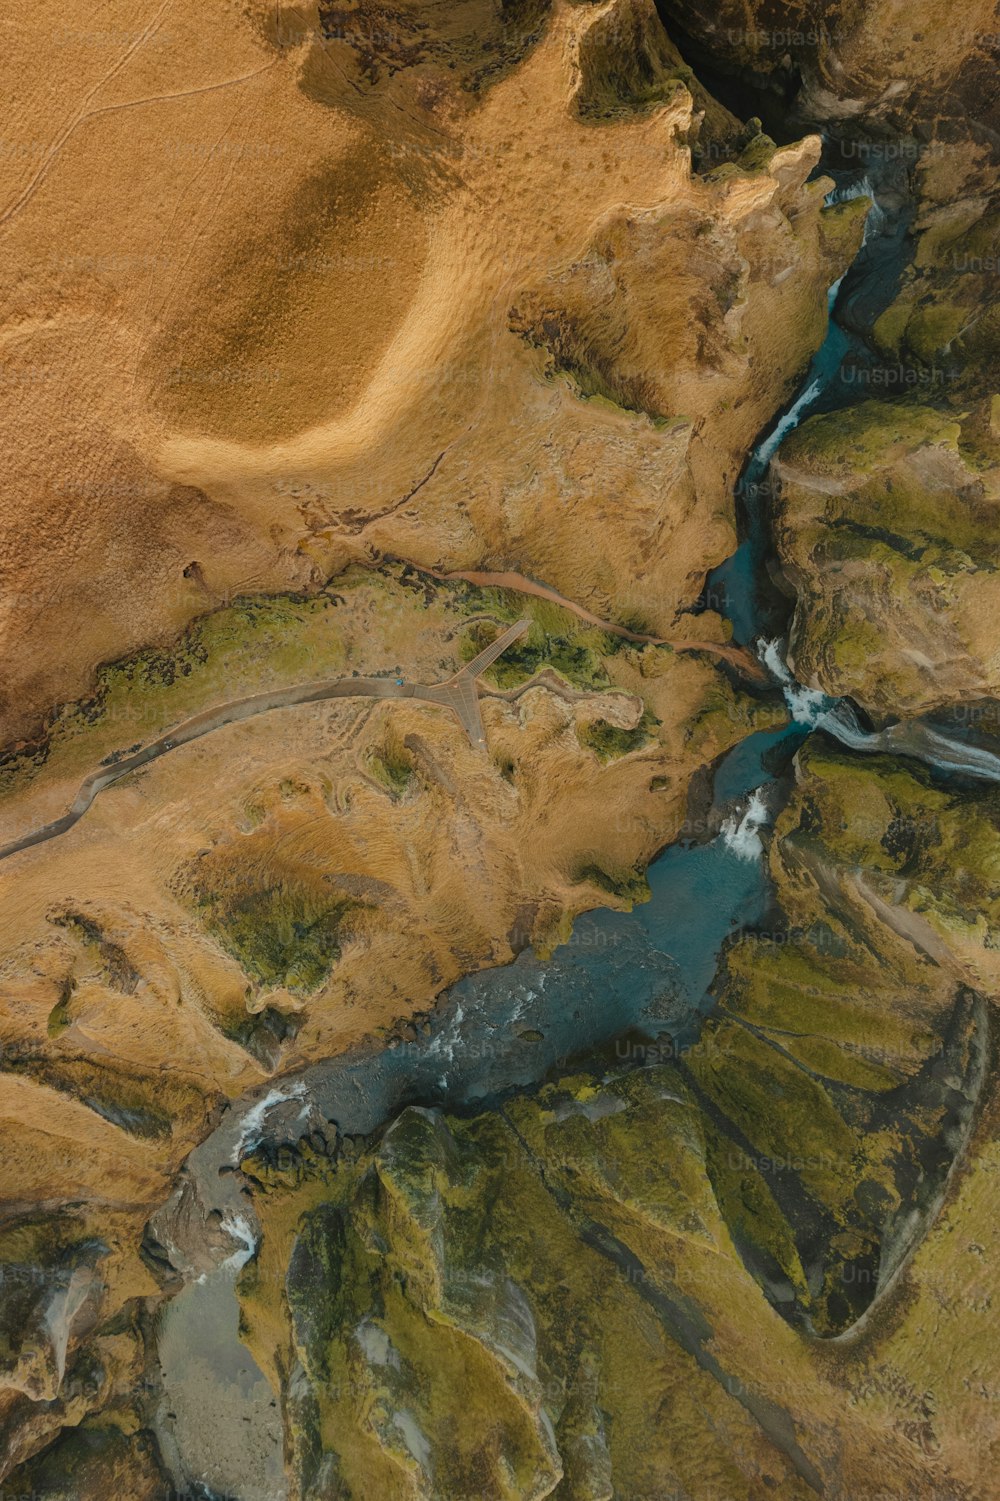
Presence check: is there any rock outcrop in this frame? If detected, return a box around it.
[659,0,999,136]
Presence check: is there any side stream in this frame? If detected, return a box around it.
[148,144,999,1501]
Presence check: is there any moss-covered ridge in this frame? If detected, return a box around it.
[234,1000,991,1499]
[691,739,994,1334]
[773,395,1000,717]
[238,1068,830,1499]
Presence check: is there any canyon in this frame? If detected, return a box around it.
[0,0,998,1497]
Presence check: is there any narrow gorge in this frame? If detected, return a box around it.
[0,1,998,1498]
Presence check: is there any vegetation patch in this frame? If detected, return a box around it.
[578,708,658,762]
[574,0,689,123]
[197,879,354,993]
[573,861,650,908]
[186,827,364,996]
[365,726,415,798]
[461,618,611,691]
[46,984,73,1039]
[5,1054,178,1140]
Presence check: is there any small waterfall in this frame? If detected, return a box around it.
[758,639,838,727]
[911,725,1000,782]
[720,788,771,861]
[756,645,1000,787]
[821,702,1000,783]
[218,1214,258,1273]
[826,172,885,244]
[750,376,825,477]
[816,699,878,750]
[235,1083,310,1156]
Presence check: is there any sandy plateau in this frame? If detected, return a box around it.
[0,0,854,737]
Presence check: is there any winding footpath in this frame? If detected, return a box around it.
[0,555,772,869]
[0,619,531,865]
[0,549,772,868]
[413,561,769,680]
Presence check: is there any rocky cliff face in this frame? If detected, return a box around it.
[773,399,1000,717]
[659,0,999,137]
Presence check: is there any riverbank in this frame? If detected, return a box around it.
[145,90,1000,1501]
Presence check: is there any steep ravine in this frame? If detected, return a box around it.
[143,129,999,1499]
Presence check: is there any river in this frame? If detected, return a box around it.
[148,143,1000,1500]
